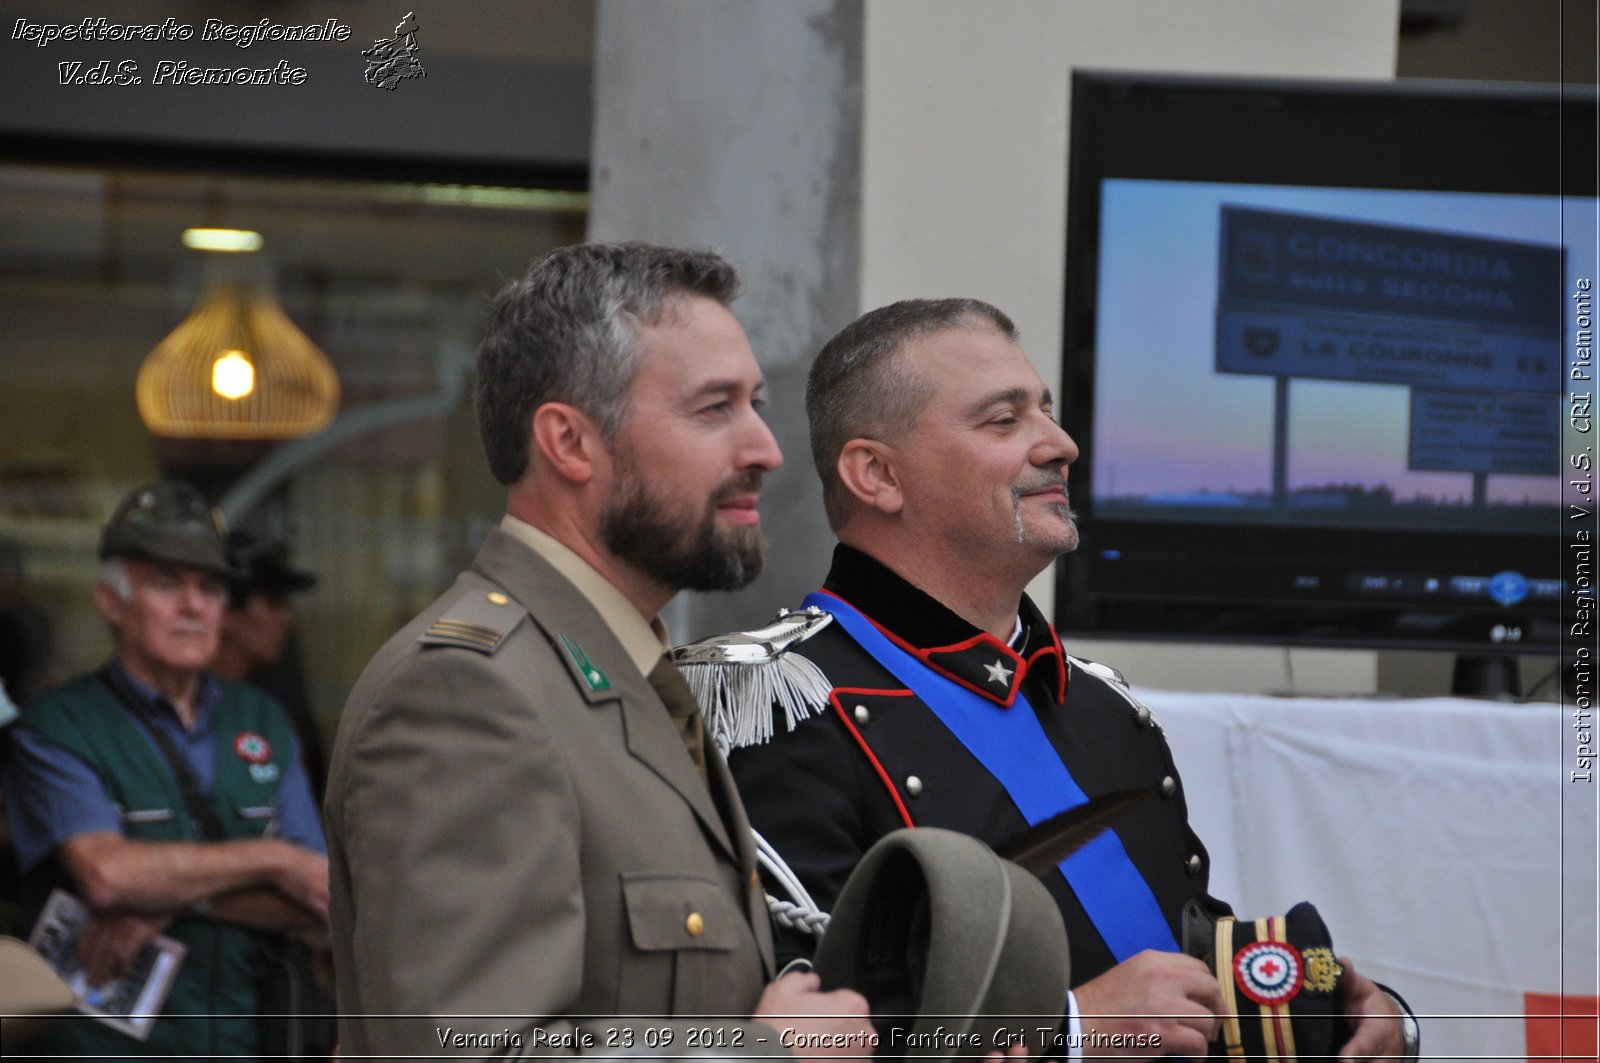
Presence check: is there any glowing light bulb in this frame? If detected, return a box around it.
[182,228,264,252]
[212,350,255,400]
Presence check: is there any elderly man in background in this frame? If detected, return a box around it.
[1,481,328,1061]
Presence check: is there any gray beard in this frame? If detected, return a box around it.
[1010,482,1080,551]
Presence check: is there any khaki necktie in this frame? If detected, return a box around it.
[648,654,707,780]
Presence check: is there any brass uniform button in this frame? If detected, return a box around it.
[1185,854,1202,876]
[686,912,705,937]
[1160,775,1177,797]
[487,592,510,605]
[1135,704,1152,727]
[749,869,760,888]
[853,704,870,725]
[904,775,923,798]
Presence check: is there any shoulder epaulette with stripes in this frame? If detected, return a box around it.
[418,588,525,655]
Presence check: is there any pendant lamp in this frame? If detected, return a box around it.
[137,246,339,440]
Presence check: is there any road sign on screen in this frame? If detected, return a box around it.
[1409,390,1560,476]
[1215,206,1562,393]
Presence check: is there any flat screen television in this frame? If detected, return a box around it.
[1058,72,1595,677]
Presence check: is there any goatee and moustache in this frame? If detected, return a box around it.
[1011,470,1080,552]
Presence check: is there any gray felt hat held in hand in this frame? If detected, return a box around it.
[812,827,1070,1059]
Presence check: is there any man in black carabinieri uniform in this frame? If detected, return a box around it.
[694,299,1411,1061]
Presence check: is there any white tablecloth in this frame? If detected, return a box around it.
[1145,690,1598,1062]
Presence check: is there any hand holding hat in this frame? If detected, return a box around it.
[1074,949,1223,1059]
[1180,899,1417,1062]
[1330,958,1407,1063]
[812,828,1071,1060]
[805,787,1163,1059]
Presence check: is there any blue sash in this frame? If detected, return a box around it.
[805,591,1179,961]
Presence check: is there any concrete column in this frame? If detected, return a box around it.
[590,0,863,639]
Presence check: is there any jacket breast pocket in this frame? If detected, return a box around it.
[117,806,178,840]
[618,872,745,1016]
[231,799,280,837]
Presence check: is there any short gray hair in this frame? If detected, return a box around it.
[100,558,132,601]
[806,298,1019,529]
[475,242,741,485]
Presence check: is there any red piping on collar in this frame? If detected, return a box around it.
[812,588,1026,707]
[1027,623,1068,704]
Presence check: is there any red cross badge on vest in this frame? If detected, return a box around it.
[234,732,272,764]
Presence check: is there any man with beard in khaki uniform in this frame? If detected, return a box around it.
[326,243,876,1060]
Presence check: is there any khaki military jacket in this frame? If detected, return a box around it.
[326,527,780,1059]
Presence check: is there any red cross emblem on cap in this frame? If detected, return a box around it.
[1234,940,1304,1006]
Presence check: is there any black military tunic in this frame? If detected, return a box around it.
[727,544,1231,985]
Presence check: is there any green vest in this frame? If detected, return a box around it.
[18,671,298,1062]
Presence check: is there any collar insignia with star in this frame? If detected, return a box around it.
[983,659,1014,687]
